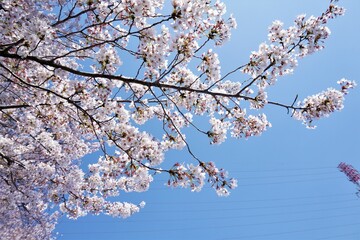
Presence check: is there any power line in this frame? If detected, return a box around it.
[140,198,359,214]
[220,222,360,240]
[227,166,337,173]
[149,175,345,190]
[71,204,360,224]
[59,215,360,235]
[315,232,360,240]
[147,192,356,205]
[235,171,340,179]
[152,170,340,181]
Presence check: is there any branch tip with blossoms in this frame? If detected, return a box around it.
[338,162,360,196]
[166,161,237,196]
[293,79,356,129]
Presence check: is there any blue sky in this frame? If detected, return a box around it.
[55,1,360,239]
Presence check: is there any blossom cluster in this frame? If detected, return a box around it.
[241,4,346,96]
[293,79,356,128]
[338,162,360,185]
[167,161,237,196]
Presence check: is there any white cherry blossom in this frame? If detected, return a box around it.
[0,1,355,239]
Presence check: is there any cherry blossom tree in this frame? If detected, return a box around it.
[0,0,356,239]
[338,162,360,195]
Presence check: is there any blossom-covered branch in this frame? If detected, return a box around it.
[338,162,360,193]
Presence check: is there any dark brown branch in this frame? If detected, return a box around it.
[0,104,30,110]
[0,51,305,112]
